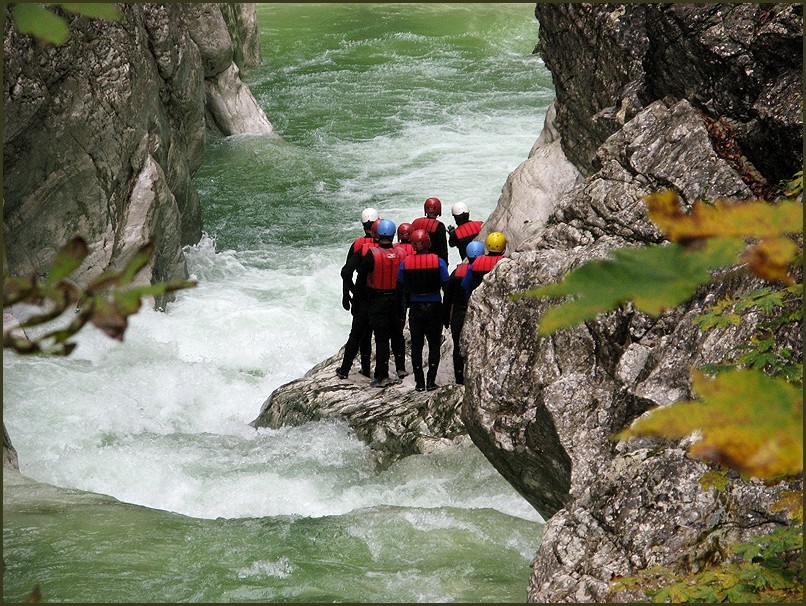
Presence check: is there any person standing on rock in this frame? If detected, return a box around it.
[442,240,485,385]
[336,211,380,379]
[397,229,450,391]
[411,197,449,264]
[392,222,415,378]
[356,219,408,388]
[462,231,508,299]
[447,202,483,261]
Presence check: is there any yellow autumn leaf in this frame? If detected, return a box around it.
[741,237,799,284]
[618,369,803,479]
[645,191,803,242]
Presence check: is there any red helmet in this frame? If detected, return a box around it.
[424,197,442,216]
[397,222,413,242]
[410,229,431,252]
[370,218,383,240]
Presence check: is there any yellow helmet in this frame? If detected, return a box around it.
[485,231,507,253]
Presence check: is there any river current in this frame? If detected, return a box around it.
[3,4,555,602]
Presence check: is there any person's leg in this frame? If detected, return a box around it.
[337,305,370,378]
[424,303,443,390]
[370,297,393,381]
[391,308,407,377]
[409,304,426,390]
[359,315,372,376]
[450,306,466,384]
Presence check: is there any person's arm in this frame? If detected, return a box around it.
[435,223,449,263]
[448,226,458,248]
[340,252,364,309]
[460,262,474,299]
[355,251,374,299]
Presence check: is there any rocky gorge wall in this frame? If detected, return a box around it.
[3,3,271,297]
[3,3,272,469]
[462,3,802,602]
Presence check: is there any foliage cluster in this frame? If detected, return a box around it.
[3,238,195,355]
[9,3,122,45]
[515,179,803,602]
[611,518,802,603]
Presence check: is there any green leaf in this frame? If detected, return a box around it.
[12,3,70,45]
[57,3,123,20]
[113,290,143,317]
[514,238,745,335]
[619,369,803,479]
[46,237,88,284]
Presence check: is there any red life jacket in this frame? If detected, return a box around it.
[454,221,483,241]
[471,254,505,274]
[367,246,405,290]
[352,235,374,254]
[468,254,505,292]
[360,240,379,257]
[453,262,471,279]
[397,242,415,256]
[411,216,439,234]
[402,253,441,294]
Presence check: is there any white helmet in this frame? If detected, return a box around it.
[451,202,469,216]
[361,207,379,223]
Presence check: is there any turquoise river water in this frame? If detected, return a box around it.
[3,4,555,602]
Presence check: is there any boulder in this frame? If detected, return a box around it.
[251,335,469,470]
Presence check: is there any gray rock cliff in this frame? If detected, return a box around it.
[3,3,271,298]
[458,4,801,602]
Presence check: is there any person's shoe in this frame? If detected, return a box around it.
[359,368,371,378]
[335,368,349,379]
[415,383,425,392]
[396,368,408,379]
[426,382,438,391]
[371,377,394,388]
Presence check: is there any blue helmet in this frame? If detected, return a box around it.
[466,240,485,260]
[376,219,396,238]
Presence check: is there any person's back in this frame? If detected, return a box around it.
[447,202,483,261]
[462,232,508,299]
[443,240,484,385]
[358,220,407,387]
[397,229,449,391]
[336,211,381,380]
[411,197,448,264]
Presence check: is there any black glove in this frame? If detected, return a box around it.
[447,225,455,232]
[342,292,352,311]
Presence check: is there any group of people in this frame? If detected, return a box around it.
[337,197,508,391]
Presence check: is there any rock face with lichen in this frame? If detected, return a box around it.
[460,4,801,602]
[3,3,271,298]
